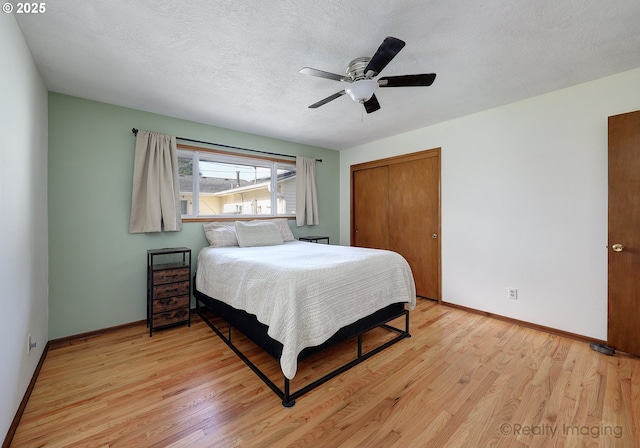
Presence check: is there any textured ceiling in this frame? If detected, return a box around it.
[14,0,640,150]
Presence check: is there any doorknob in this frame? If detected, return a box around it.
[432,233,438,239]
[612,243,624,252]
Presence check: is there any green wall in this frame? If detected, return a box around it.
[48,93,339,339]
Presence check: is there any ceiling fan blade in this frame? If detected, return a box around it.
[299,67,351,83]
[364,36,406,78]
[363,94,381,114]
[378,73,437,87]
[308,90,346,108]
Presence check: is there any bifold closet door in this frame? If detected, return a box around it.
[389,156,440,300]
[351,149,441,301]
[352,165,390,250]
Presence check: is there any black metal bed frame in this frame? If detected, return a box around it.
[194,288,411,407]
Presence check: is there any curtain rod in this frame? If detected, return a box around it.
[131,128,322,162]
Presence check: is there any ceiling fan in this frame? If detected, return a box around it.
[300,36,436,114]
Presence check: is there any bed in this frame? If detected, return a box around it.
[194,220,416,406]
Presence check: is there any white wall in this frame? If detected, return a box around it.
[0,14,49,440]
[340,67,640,340]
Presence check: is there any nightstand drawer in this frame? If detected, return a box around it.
[153,267,190,284]
[153,308,189,327]
[154,295,189,313]
[153,280,190,299]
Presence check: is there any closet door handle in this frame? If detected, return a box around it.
[432,233,438,239]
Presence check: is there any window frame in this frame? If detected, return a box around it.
[177,144,297,222]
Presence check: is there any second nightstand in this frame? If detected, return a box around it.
[299,236,330,244]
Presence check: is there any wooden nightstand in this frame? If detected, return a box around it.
[147,247,191,336]
[299,236,330,244]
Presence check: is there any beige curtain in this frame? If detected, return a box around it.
[295,157,319,226]
[129,131,182,233]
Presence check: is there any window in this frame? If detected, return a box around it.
[178,147,296,219]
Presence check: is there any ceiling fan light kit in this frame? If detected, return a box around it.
[345,79,378,103]
[300,36,436,114]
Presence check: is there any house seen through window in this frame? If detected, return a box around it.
[178,148,296,218]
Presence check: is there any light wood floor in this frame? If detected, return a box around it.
[11,300,640,447]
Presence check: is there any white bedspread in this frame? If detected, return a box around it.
[196,241,416,379]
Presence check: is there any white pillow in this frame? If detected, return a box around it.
[203,222,239,247]
[252,218,295,242]
[235,221,284,247]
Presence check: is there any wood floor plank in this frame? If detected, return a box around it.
[10,300,640,447]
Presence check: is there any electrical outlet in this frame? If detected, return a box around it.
[27,334,36,353]
[508,288,518,300]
